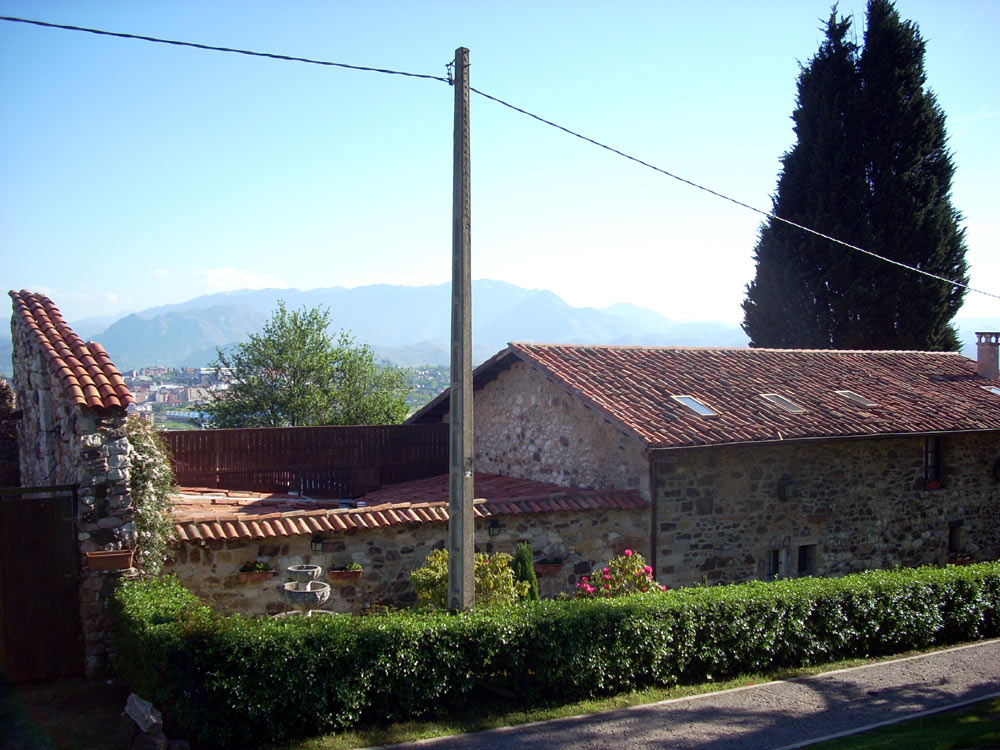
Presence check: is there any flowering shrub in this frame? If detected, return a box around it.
[576,549,667,597]
[410,548,529,609]
[126,416,176,575]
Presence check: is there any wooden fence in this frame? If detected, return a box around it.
[160,423,449,497]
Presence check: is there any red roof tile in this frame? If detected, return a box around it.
[410,343,1000,449]
[171,473,647,541]
[8,290,134,411]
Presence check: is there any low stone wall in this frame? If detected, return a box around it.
[654,433,1000,588]
[165,506,649,614]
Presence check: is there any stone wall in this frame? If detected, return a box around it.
[165,506,649,614]
[654,433,1000,588]
[9,313,134,676]
[472,361,650,499]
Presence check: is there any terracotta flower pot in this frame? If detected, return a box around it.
[534,563,564,575]
[85,548,135,571]
[238,570,275,583]
[328,569,363,582]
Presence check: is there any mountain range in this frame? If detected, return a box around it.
[1,281,997,377]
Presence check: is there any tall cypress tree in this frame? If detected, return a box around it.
[742,0,968,350]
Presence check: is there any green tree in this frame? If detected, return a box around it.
[743,0,968,350]
[512,542,539,601]
[205,302,410,428]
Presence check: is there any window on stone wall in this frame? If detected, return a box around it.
[924,436,942,489]
[948,521,964,554]
[797,544,817,577]
[766,548,782,580]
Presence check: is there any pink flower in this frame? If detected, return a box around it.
[581,576,589,582]
[624,549,633,557]
[660,585,667,591]
[603,583,610,589]
[603,573,610,580]
[603,567,610,573]
[644,565,653,574]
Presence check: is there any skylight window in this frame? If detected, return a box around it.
[672,395,717,417]
[835,390,878,407]
[760,393,806,414]
[982,386,1000,397]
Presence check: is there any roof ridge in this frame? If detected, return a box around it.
[8,289,134,411]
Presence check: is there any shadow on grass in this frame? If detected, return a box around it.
[0,675,127,750]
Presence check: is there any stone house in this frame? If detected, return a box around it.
[409,339,1000,587]
[7,289,137,675]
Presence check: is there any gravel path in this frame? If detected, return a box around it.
[375,639,1000,749]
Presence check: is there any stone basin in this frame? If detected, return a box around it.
[286,564,323,582]
[281,580,331,611]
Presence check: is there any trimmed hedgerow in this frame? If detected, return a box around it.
[112,563,1000,748]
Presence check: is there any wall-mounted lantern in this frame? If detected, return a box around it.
[488,519,501,537]
[777,475,796,501]
[310,535,324,552]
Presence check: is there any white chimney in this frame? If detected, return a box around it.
[975,332,1000,380]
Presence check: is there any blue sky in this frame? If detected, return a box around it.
[1,1,997,326]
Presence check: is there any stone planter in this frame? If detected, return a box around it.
[534,563,565,576]
[238,570,275,583]
[281,580,331,610]
[328,569,363,582]
[85,548,135,571]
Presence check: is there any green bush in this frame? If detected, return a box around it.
[113,563,1000,748]
[409,548,529,609]
[512,543,539,601]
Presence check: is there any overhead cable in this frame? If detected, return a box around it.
[0,16,450,83]
[470,86,998,301]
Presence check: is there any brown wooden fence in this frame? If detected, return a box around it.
[160,423,449,497]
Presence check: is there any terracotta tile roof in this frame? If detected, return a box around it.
[8,290,134,411]
[410,343,1000,449]
[171,472,646,542]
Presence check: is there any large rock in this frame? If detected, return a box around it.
[125,693,163,734]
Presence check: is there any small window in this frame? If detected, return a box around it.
[982,386,1000,397]
[760,393,806,413]
[924,436,942,486]
[766,548,782,580]
[835,390,877,407]
[797,544,817,577]
[671,395,717,417]
[948,521,963,554]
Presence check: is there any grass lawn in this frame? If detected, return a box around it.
[810,698,1000,750]
[2,645,995,750]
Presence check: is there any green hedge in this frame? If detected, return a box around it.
[112,563,1000,748]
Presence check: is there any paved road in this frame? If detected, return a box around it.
[376,639,1000,749]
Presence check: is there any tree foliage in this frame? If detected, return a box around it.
[743,0,968,351]
[204,302,410,428]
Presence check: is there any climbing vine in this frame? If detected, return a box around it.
[126,416,176,575]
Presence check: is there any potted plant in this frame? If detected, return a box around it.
[534,557,565,575]
[85,547,135,571]
[328,562,363,581]
[238,560,275,583]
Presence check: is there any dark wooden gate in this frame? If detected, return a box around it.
[0,485,82,682]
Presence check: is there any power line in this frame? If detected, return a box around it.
[0,16,450,83]
[469,86,998,301]
[2,14,993,301]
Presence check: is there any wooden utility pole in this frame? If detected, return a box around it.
[447,47,474,611]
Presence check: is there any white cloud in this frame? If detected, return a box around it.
[195,267,291,293]
[153,268,169,277]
